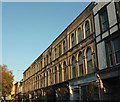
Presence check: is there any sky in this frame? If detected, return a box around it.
[2,2,90,83]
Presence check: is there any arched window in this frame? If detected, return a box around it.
[46,55,48,65]
[63,40,66,53]
[71,33,75,47]
[72,56,76,78]
[78,27,83,42]
[41,61,42,69]
[78,52,84,76]
[86,48,94,74]
[43,73,45,87]
[49,69,52,85]
[55,48,57,59]
[59,64,62,82]
[36,77,37,89]
[49,52,52,62]
[59,44,62,56]
[44,57,46,66]
[39,75,42,88]
[54,66,57,84]
[85,21,90,37]
[37,76,39,89]
[63,61,67,80]
[46,71,48,86]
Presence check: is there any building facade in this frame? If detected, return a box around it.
[11,81,23,101]
[93,1,120,101]
[23,1,120,101]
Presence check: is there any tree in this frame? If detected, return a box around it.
[0,64,14,100]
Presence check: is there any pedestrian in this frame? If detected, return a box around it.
[26,97,29,102]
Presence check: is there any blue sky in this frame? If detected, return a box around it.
[2,2,90,83]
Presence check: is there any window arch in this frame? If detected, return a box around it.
[86,48,94,74]
[59,64,62,82]
[78,52,84,76]
[72,56,76,78]
[78,27,83,42]
[63,61,67,80]
[71,33,75,47]
[85,20,90,37]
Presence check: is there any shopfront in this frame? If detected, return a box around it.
[69,74,100,101]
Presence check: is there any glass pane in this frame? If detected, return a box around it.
[63,41,66,52]
[79,64,83,76]
[109,54,113,66]
[103,21,109,31]
[71,34,74,47]
[72,67,76,78]
[81,83,99,101]
[87,60,93,73]
[113,37,120,52]
[72,57,76,67]
[106,42,112,54]
[79,53,82,64]
[81,86,87,101]
[100,9,109,32]
[78,28,82,42]
[59,65,62,82]
[85,21,90,36]
[116,50,120,64]
[64,62,67,80]
[101,11,107,23]
[72,56,76,77]
[87,48,92,60]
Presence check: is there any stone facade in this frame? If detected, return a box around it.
[22,1,120,101]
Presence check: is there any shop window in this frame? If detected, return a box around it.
[56,86,69,101]
[81,82,99,101]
